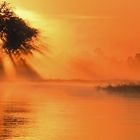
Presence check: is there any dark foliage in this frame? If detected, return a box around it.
[96,83,140,99]
[0,2,39,54]
[97,84,140,93]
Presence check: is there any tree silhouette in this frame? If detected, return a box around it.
[0,2,42,80]
[0,1,39,55]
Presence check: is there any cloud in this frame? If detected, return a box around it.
[50,15,111,20]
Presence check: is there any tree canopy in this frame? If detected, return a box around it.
[0,1,39,54]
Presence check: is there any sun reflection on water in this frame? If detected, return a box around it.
[0,83,139,140]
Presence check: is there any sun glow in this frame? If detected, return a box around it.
[14,7,75,80]
[0,3,75,80]
[15,8,42,27]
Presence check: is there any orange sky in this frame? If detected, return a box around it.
[2,0,140,80]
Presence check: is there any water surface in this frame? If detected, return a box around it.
[0,82,140,140]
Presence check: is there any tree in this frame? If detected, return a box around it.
[0,1,39,55]
[0,2,42,80]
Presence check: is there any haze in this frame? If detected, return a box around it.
[2,0,140,80]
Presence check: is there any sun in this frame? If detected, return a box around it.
[15,8,39,23]
[14,7,52,35]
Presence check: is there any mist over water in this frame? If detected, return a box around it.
[0,82,139,140]
[0,2,139,140]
